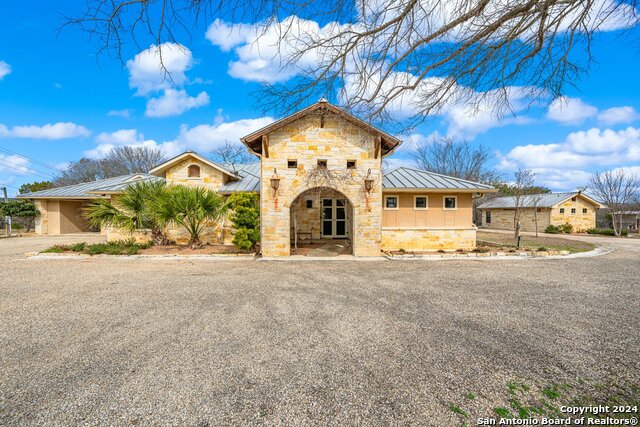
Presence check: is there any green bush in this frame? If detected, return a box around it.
[11,222,24,231]
[41,239,150,255]
[544,225,560,234]
[228,192,260,251]
[559,222,573,233]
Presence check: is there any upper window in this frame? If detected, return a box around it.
[560,208,565,214]
[536,208,542,213]
[188,164,201,178]
[346,160,356,169]
[444,196,457,210]
[583,208,588,214]
[414,196,428,210]
[486,211,492,224]
[385,195,398,210]
[571,208,576,214]
[571,197,577,202]
[288,159,298,169]
[317,159,327,168]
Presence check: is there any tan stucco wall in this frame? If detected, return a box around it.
[550,196,597,232]
[34,200,91,235]
[165,156,227,190]
[482,208,551,232]
[381,192,474,228]
[260,112,383,257]
[381,227,476,251]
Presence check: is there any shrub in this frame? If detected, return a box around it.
[559,222,573,233]
[544,225,560,234]
[586,228,615,236]
[40,239,150,255]
[69,242,87,252]
[538,247,548,251]
[228,192,260,251]
[11,222,24,231]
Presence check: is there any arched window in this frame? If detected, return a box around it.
[188,164,201,178]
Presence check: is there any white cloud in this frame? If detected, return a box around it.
[0,154,30,175]
[107,109,132,118]
[127,43,193,96]
[85,115,275,159]
[528,168,593,192]
[157,116,274,157]
[597,106,640,126]
[0,122,90,139]
[53,82,63,89]
[87,129,158,158]
[498,126,640,171]
[126,43,209,118]
[546,97,598,125]
[145,89,210,118]
[0,60,11,80]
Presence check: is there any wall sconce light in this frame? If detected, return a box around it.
[364,168,374,193]
[270,168,281,192]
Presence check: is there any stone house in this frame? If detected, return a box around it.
[477,192,602,233]
[20,100,496,255]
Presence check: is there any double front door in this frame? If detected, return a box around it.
[321,198,347,238]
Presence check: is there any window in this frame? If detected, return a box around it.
[288,159,298,169]
[306,200,313,209]
[384,195,398,210]
[414,196,428,210]
[560,208,565,214]
[536,208,542,213]
[583,208,588,214]
[187,164,200,178]
[571,208,576,214]
[486,211,492,224]
[317,159,327,168]
[571,197,577,202]
[346,160,356,169]
[443,196,457,210]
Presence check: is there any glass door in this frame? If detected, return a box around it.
[322,198,333,237]
[321,198,348,238]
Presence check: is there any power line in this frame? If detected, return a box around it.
[0,156,56,178]
[0,146,65,173]
[0,158,55,180]
[0,182,20,190]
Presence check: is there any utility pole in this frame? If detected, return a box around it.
[2,187,9,237]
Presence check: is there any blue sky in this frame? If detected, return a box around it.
[1,2,639,196]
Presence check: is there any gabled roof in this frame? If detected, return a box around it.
[240,99,402,157]
[477,192,603,209]
[17,174,160,199]
[383,167,496,192]
[149,151,240,178]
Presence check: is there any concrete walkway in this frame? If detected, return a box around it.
[306,240,350,256]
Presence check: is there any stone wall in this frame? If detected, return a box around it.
[260,112,383,257]
[34,200,48,235]
[381,227,477,251]
[550,196,596,232]
[481,208,551,233]
[165,157,227,189]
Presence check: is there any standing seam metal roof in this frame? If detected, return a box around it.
[382,167,495,190]
[17,174,160,198]
[476,192,600,209]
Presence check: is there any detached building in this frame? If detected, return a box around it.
[477,192,602,233]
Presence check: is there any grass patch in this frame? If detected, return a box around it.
[41,239,151,256]
[465,392,476,400]
[449,404,468,418]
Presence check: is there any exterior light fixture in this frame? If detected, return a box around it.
[364,168,374,193]
[270,168,281,191]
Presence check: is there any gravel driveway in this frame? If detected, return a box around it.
[1,234,638,425]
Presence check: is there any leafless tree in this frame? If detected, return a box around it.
[412,137,501,183]
[210,141,254,172]
[512,169,535,244]
[65,1,639,128]
[103,146,167,176]
[54,146,166,186]
[530,192,544,237]
[589,169,640,236]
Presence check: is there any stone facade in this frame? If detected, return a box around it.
[260,112,383,257]
[381,227,477,251]
[481,195,597,233]
[550,197,596,232]
[289,188,353,241]
[482,208,551,233]
[164,157,228,188]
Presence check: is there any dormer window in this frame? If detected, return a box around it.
[188,164,201,178]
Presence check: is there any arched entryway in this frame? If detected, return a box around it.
[290,187,354,256]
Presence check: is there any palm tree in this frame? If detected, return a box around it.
[153,185,229,248]
[84,180,169,245]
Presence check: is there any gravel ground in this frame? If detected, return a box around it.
[1,234,639,426]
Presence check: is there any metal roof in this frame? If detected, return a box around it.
[17,174,160,199]
[219,163,260,193]
[382,167,495,191]
[477,192,601,209]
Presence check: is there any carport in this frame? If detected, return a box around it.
[34,199,94,235]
